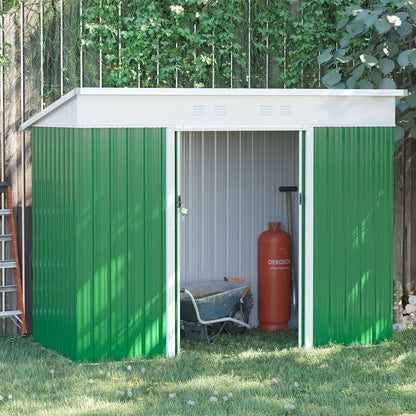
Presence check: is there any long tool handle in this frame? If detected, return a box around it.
[279,186,298,313]
[286,192,293,240]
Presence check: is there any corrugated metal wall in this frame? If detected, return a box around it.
[32,127,76,357]
[180,131,299,325]
[32,127,166,361]
[313,127,394,346]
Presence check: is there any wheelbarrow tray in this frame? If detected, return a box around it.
[180,280,249,322]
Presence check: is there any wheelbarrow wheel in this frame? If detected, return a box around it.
[224,302,249,335]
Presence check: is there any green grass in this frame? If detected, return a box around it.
[1,328,416,415]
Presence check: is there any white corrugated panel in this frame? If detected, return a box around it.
[180,131,299,326]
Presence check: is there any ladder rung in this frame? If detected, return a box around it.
[0,234,12,242]
[0,260,17,269]
[0,285,17,293]
[0,183,26,334]
[0,310,21,318]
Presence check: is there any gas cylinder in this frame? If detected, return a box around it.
[258,222,291,330]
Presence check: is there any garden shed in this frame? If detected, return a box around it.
[22,88,405,361]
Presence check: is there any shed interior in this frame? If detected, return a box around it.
[179,130,299,328]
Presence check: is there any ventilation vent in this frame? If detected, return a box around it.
[193,105,206,117]
[280,105,292,117]
[212,105,227,117]
[259,105,273,116]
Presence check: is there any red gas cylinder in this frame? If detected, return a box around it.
[258,222,291,330]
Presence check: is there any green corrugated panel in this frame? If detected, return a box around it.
[76,128,94,359]
[313,127,394,346]
[145,128,166,356]
[32,127,77,357]
[127,128,145,357]
[33,127,166,361]
[93,128,111,360]
[32,127,39,341]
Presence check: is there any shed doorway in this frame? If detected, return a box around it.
[177,130,301,334]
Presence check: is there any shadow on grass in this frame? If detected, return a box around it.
[1,328,416,415]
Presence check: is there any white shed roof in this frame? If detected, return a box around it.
[21,88,406,131]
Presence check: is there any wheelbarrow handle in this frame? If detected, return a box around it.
[279,186,298,192]
[180,287,250,329]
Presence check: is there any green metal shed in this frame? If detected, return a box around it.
[22,88,405,361]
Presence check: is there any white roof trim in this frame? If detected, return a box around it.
[21,87,407,131]
[74,87,406,96]
[21,89,77,131]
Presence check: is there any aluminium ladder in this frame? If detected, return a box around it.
[0,182,26,335]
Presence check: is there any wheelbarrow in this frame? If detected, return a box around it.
[180,280,251,344]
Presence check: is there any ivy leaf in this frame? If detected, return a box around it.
[408,50,416,66]
[334,49,352,63]
[409,11,416,22]
[395,126,405,142]
[369,70,382,85]
[360,53,378,67]
[352,64,366,78]
[336,55,353,63]
[357,79,374,88]
[378,78,396,88]
[346,21,366,35]
[347,5,363,16]
[379,58,395,75]
[339,34,353,48]
[396,21,413,37]
[398,49,413,67]
[374,17,392,34]
[355,9,370,21]
[384,42,399,58]
[410,125,416,139]
[364,43,376,53]
[397,100,409,113]
[346,75,358,88]
[334,48,347,57]
[337,18,349,30]
[396,12,409,21]
[398,115,414,130]
[356,11,378,27]
[317,48,333,65]
[405,92,416,108]
[322,72,341,88]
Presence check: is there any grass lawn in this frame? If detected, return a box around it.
[0,328,416,415]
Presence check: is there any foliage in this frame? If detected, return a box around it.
[81,0,357,88]
[318,0,416,142]
[0,0,21,68]
[1,0,359,92]
[0,0,84,109]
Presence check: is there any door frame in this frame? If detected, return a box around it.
[166,126,314,355]
[302,127,314,348]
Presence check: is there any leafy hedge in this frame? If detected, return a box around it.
[82,0,357,88]
[319,0,416,142]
